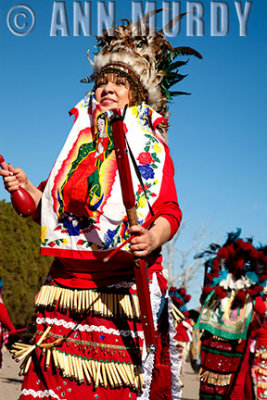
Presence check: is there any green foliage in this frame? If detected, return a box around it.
[0,200,52,328]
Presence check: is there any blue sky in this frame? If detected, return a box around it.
[1,1,266,308]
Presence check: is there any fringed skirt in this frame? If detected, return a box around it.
[199,333,246,400]
[14,273,183,400]
[254,326,267,400]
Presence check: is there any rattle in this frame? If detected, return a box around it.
[0,154,36,217]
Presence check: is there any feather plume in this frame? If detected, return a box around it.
[89,15,202,117]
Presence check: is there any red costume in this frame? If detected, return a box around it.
[18,98,183,400]
[0,294,15,369]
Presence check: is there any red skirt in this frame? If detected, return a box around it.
[17,261,181,400]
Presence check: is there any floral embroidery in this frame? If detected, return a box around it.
[137,152,154,165]
[41,226,47,244]
[138,164,155,180]
[154,142,162,153]
[41,98,165,255]
[42,238,70,248]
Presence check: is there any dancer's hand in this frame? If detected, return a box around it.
[0,164,28,193]
[129,225,154,257]
[129,216,172,257]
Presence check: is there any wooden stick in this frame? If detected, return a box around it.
[100,293,104,316]
[52,348,59,369]
[35,287,43,305]
[15,345,35,362]
[82,291,86,313]
[122,363,134,386]
[114,293,117,317]
[95,294,102,315]
[101,362,108,388]
[130,364,138,390]
[68,354,74,379]
[105,362,115,388]
[64,353,70,378]
[102,293,108,317]
[90,360,97,381]
[37,285,46,306]
[172,304,186,320]
[95,361,101,388]
[37,325,52,346]
[85,360,94,380]
[63,289,68,310]
[62,288,67,310]
[108,362,119,387]
[45,349,51,370]
[74,289,78,311]
[43,286,50,305]
[121,295,127,315]
[77,290,82,313]
[77,356,85,384]
[19,357,27,376]
[12,343,28,350]
[12,345,31,358]
[25,355,33,375]
[117,363,129,386]
[137,365,146,388]
[107,293,112,317]
[133,295,141,318]
[73,355,79,381]
[126,295,133,319]
[57,351,63,372]
[47,286,54,306]
[118,294,123,316]
[85,290,89,311]
[58,288,63,309]
[82,359,92,384]
[111,362,122,386]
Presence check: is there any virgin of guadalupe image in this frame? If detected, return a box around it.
[58,113,114,226]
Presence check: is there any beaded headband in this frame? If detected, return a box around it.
[94,63,147,103]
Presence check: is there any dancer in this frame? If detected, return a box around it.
[1,18,201,400]
[0,277,16,369]
[195,229,267,400]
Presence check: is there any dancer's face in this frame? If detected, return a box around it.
[95,73,132,110]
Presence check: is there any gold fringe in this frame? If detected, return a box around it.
[199,368,232,386]
[35,285,141,319]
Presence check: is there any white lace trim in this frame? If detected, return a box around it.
[138,273,162,400]
[168,296,183,400]
[20,388,66,400]
[107,281,136,290]
[36,317,144,338]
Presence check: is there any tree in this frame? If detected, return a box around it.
[0,200,52,327]
[163,223,208,289]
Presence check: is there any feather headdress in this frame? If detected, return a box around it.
[196,229,267,304]
[82,15,202,118]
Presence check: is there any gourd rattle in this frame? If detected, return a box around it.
[0,154,36,217]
